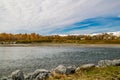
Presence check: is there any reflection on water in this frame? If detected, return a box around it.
[0,46,120,76]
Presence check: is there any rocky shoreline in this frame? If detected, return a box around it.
[1,59,120,80]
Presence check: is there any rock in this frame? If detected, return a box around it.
[53,65,67,74]
[66,65,76,74]
[1,77,8,80]
[11,70,24,80]
[52,65,76,75]
[112,59,120,66]
[26,69,50,80]
[32,69,49,79]
[98,60,112,67]
[80,64,95,69]
[98,59,120,67]
[1,78,7,80]
[36,73,49,80]
[25,73,32,80]
[75,67,80,72]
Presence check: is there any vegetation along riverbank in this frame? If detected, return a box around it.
[1,59,120,80]
[0,33,120,44]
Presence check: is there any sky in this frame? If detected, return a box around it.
[0,0,120,35]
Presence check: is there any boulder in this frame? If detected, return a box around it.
[1,77,8,80]
[75,67,80,72]
[53,65,67,74]
[25,73,32,80]
[98,60,112,67]
[36,73,49,80]
[26,69,50,80]
[66,65,76,74]
[112,59,120,66]
[32,69,49,79]
[52,65,77,75]
[11,70,24,80]
[80,64,95,69]
[98,59,120,67]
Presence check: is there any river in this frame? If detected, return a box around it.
[0,44,120,76]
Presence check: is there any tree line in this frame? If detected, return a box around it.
[0,33,120,44]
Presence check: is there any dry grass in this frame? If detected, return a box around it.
[48,66,120,80]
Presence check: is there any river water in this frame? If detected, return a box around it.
[0,45,120,76]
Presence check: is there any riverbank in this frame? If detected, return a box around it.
[1,59,120,80]
[49,66,120,80]
[0,43,120,47]
[1,66,120,80]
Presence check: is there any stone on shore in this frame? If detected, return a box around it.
[25,69,50,80]
[53,65,67,74]
[52,65,77,75]
[98,59,120,67]
[66,65,76,74]
[112,59,120,66]
[25,73,32,80]
[5,59,120,80]
[80,64,95,69]
[1,77,8,80]
[11,70,24,80]
[98,60,112,67]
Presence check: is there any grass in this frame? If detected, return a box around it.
[48,66,120,80]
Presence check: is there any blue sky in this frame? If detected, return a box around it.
[51,17,120,34]
[0,0,120,35]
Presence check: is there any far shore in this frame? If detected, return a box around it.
[0,43,120,47]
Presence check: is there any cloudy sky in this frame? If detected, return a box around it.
[0,0,120,35]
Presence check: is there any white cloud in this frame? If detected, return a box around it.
[65,26,120,35]
[0,0,120,34]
